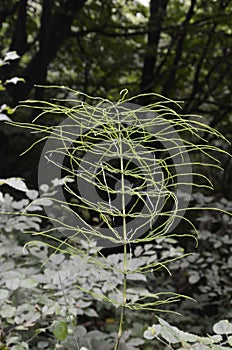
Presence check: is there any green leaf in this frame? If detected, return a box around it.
[0,104,15,114]
[84,308,98,317]
[127,338,144,346]
[40,184,49,192]
[0,304,16,318]
[0,113,11,122]
[0,289,8,299]
[6,278,20,291]
[144,325,161,340]
[188,273,200,284]
[228,335,232,346]
[20,278,39,289]
[52,320,68,341]
[76,325,87,339]
[26,190,39,199]
[5,77,25,85]
[160,325,180,344]
[0,178,29,192]
[213,320,232,335]
[35,198,53,206]
[11,344,28,350]
[4,51,20,61]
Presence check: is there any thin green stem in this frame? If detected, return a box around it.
[114,121,128,350]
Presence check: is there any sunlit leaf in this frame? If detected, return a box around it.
[5,77,25,85]
[213,320,232,335]
[0,113,12,122]
[4,51,20,61]
[0,178,29,192]
[52,320,68,341]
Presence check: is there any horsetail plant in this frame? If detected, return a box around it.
[6,87,231,349]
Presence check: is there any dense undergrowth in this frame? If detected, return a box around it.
[1,89,232,350]
[0,181,232,349]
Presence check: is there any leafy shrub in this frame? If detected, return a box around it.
[144,317,232,349]
[0,180,182,349]
[0,183,232,349]
[147,192,232,335]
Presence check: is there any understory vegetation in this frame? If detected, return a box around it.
[0,178,232,349]
[1,91,232,350]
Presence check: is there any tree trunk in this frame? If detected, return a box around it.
[162,0,196,97]
[140,0,169,95]
[10,0,28,55]
[5,0,87,104]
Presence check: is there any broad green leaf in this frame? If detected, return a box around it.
[20,278,39,289]
[76,300,92,308]
[213,320,232,334]
[0,304,16,318]
[0,178,29,192]
[11,199,29,209]
[53,320,68,341]
[26,190,39,199]
[127,273,146,281]
[48,253,65,265]
[6,278,20,291]
[76,325,87,339]
[160,325,180,344]
[144,325,161,339]
[0,305,16,318]
[11,344,29,350]
[127,338,144,346]
[84,308,98,317]
[209,335,222,343]
[6,336,20,345]
[0,288,8,299]
[4,51,20,61]
[40,184,49,192]
[0,113,11,122]
[37,342,49,349]
[189,273,200,284]
[192,345,208,350]
[5,77,25,85]
[228,335,232,346]
[35,198,53,206]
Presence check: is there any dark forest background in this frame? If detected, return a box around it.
[0,0,231,195]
